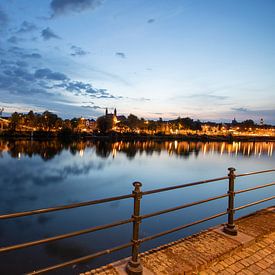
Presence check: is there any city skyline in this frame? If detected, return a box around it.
[0,0,274,123]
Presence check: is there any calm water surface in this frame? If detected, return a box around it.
[0,140,274,274]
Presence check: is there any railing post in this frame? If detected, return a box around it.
[223,167,238,235]
[126,182,143,275]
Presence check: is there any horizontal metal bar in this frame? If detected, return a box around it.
[141,194,228,220]
[234,196,275,211]
[140,211,227,243]
[235,182,275,195]
[26,242,132,275]
[0,218,133,253]
[142,176,229,196]
[0,193,133,220]
[235,169,275,178]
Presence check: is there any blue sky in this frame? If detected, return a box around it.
[0,0,274,123]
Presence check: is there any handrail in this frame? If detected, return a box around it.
[234,196,275,211]
[0,218,133,253]
[235,169,275,178]
[27,242,132,275]
[140,211,228,244]
[235,181,275,194]
[142,176,229,195]
[141,193,228,220]
[0,193,133,220]
[0,167,274,275]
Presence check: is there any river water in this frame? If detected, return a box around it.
[0,139,274,274]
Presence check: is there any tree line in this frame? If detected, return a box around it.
[2,110,273,135]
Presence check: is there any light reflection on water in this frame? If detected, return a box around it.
[0,140,274,274]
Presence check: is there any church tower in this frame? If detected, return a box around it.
[114,108,117,117]
[105,108,108,116]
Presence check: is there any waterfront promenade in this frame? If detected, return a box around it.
[82,206,275,275]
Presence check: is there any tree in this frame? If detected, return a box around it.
[42,111,58,131]
[96,116,114,133]
[126,114,140,130]
[10,112,20,131]
[241,119,255,128]
[26,110,37,128]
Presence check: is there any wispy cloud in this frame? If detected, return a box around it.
[7,46,42,59]
[231,107,248,112]
[70,45,89,57]
[0,51,121,106]
[7,36,24,44]
[22,53,42,59]
[34,68,68,81]
[147,18,155,24]
[17,21,37,34]
[187,93,228,101]
[50,0,104,17]
[41,27,60,40]
[81,105,102,110]
[115,52,126,59]
[0,6,8,31]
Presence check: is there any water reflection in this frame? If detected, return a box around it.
[0,139,273,160]
[0,139,274,275]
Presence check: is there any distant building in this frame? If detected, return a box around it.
[104,108,123,122]
[260,118,264,125]
[102,108,126,131]
[232,118,238,126]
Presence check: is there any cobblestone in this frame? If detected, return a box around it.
[82,207,275,275]
[202,232,275,275]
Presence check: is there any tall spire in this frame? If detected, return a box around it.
[105,108,108,116]
[114,108,117,116]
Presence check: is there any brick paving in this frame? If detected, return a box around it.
[81,206,275,275]
[200,232,275,275]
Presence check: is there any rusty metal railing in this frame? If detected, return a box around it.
[0,168,274,274]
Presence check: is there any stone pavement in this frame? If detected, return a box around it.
[200,232,275,274]
[81,206,275,275]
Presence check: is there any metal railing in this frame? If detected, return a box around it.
[0,167,274,274]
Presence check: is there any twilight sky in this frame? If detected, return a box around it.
[0,0,274,123]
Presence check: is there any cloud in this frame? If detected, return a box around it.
[0,61,58,96]
[61,81,120,99]
[126,96,151,102]
[188,93,228,100]
[70,45,89,56]
[0,73,51,96]
[16,60,28,67]
[7,36,22,44]
[4,67,35,81]
[115,52,126,59]
[81,105,102,109]
[231,107,248,112]
[22,53,42,59]
[0,45,120,117]
[7,46,42,59]
[41,27,60,40]
[7,36,26,45]
[0,7,8,30]
[34,68,68,81]
[226,108,275,124]
[17,21,37,33]
[50,0,103,17]
[147,18,155,24]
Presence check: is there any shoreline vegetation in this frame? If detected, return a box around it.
[0,131,275,142]
[1,110,274,142]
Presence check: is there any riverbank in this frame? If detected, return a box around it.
[1,131,275,142]
[82,206,275,275]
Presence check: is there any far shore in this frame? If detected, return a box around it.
[0,131,274,142]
